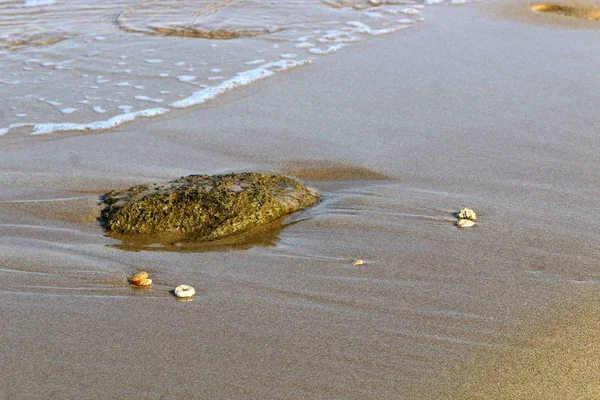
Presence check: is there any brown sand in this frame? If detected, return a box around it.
[2,2,600,399]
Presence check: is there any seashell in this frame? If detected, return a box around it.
[457,208,477,221]
[456,219,475,228]
[352,259,364,266]
[128,271,149,283]
[174,284,195,298]
[130,278,152,286]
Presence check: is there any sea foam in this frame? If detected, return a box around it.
[0,108,169,136]
[170,60,311,109]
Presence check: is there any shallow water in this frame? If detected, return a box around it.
[0,0,462,136]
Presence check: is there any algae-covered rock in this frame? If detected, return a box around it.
[101,173,320,241]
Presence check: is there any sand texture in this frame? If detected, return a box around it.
[1,2,600,398]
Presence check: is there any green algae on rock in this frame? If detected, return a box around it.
[101,173,321,242]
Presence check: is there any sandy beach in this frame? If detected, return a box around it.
[2,0,600,398]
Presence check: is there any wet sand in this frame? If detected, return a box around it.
[2,2,600,398]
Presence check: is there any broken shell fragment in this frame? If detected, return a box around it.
[456,219,475,228]
[352,259,364,266]
[457,208,477,221]
[174,285,195,298]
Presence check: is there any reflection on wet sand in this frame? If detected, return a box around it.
[109,215,290,253]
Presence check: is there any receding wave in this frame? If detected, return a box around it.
[0,0,472,137]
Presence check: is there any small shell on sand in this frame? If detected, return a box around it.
[174,285,195,298]
[457,208,477,221]
[128,271,148,283]
[352,259,364,266]
[130,278,152,286]
[456,219,475,228]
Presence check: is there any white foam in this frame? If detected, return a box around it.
[93,106,106,114]
[134,96,163,103]
[244,60,266,65]
[0,108,169,136]
[364,11,384,19]
[318,30,360,44]
[23,0,56,7]
[346,21,408,36]
[170,59,311,109]
[117,105,133,113]
[60,108,78,114]
[0,79,21,85]
[210,68,223,73]
[207,76,224,81]
[308,44,346,55]
[45,100,61,106]
[399,7,421,14]
[295,42,314,49]
[177,75,196,83]
[280,53,299,59]
[144,59,163,64]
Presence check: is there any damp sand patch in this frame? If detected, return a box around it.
[278,160,391,182]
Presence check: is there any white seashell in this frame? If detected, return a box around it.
[457,208,477,221]
[352,259,364,266]
[174,284,195,298]
[456,219,475,228]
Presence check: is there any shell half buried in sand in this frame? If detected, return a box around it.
[174,285,195,298]
[456,219,475,228]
